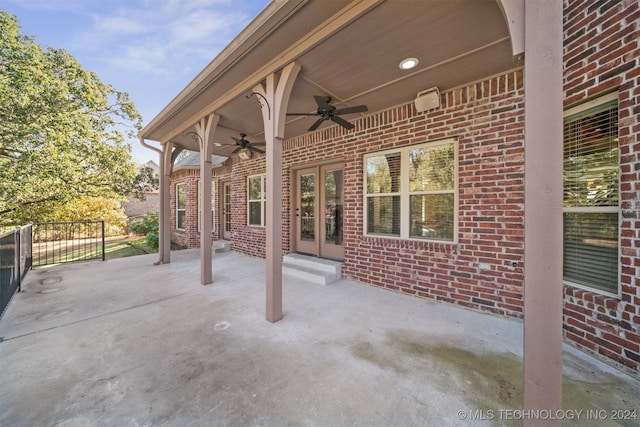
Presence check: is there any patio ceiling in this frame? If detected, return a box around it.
[140,0,520,156]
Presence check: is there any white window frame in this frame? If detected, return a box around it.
[197,179,216,233]
[176,183,186,231]
[563,92,620,297]
[247,174,266,227]
[363,138,458,243]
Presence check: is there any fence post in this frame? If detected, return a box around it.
[15,226,21,293]
[101,220,105,261]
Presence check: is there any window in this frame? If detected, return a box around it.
[197,180,215,233]
[176,183,186,230]
[563,92,619,295]
[364,138,457,242]
[247,174,266,226]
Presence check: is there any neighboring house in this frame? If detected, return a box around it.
[122,160,160,218]
[141,0,640,386]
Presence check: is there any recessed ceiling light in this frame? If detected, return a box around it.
[399,57,419,70]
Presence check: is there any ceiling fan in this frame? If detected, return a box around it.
[215,134,265,154]
[287,96,368,131]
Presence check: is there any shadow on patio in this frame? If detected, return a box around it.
[1,249,638,426]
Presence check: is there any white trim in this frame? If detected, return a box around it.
[563,280,620,299]
[563,91,618,117]
[363,138,458,243]
[562,206,618,214]
[176,183,186,231]
[562,93,620,297]
[247,173,267,227]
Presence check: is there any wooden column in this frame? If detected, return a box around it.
[195,114,219,285]
[157,142,174,265]
[156,142,183,265]
[523,1,563,424]
[252,62,301,322]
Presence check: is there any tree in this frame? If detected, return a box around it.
[0,11,142,224]
[51,195,129,237]
[131,165,160,201]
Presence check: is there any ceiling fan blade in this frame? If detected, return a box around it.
[308,117,325,131]
[314,95,331,109]
[231,136,242,144]
[335,105,368,115]
[232,147,241,154]
[331,115,355,130]
[251,142,266,146]
[248,145,265,154]
[286,112,313,116]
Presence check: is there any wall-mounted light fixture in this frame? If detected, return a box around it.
[414,87,440,113]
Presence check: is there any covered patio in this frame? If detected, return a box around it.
[139,1,570,415]
[1,251,639,426]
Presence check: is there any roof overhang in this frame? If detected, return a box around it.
[140,0,524,157]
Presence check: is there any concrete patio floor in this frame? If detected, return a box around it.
[1,250,639,427]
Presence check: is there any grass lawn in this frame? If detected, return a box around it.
[31,236,186,268]
[104,237,156,260]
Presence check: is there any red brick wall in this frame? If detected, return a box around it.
[171,170,200,248]
[562,0,640,375]
[171,167,229,248]
[227,156,268,258]
[280,71,527,318]
[168,0,640,377]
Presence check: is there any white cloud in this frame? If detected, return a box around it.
[95,15,148,36]
[77,0,258,78]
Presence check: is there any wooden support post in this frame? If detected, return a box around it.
[253,62,301,322]
[195,114,219,285]
[523,1,563,424]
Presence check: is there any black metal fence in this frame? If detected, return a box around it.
[0,225,32,318]
[0,221,105,318]
[32,221,105,267]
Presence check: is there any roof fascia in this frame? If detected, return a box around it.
[141,0,308,140]
[142,0,384,144]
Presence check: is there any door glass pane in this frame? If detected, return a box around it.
[224,184,231,232]
[300,173,315,241]
[324,170,343,245]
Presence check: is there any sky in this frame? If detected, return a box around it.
[0,0,271,164]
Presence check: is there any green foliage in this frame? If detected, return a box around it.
[145,232,159,250]
[129,211,159,235]
[0,11,142,223]
[131,165,159,201]
[50,196,128,236]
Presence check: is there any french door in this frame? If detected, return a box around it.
[222,181,232,240]
[295,163,344,260]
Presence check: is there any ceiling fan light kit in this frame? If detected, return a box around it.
[238,148,252,160]
[214,133,265,160]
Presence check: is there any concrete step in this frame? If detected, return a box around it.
[213,240,230,253]
[282,253,343,285]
